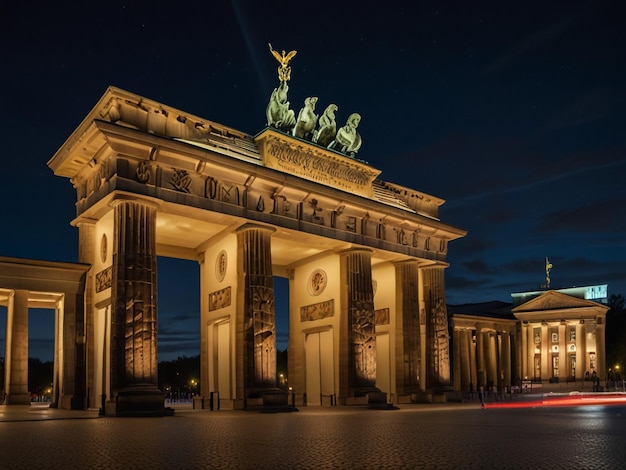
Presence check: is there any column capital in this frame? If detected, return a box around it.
[108,191,163,210]
[235,222,276,234]
[338,246,374,256]
[392,259,420,267]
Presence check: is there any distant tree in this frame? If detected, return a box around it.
[606,294,626,376]
[28,358,53,399]
[158,355,200,398]
[277,348,288,390]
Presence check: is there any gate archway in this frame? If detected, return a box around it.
[47,87,465,415]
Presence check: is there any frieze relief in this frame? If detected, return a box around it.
[136,160,151,183]
[95,266,112,293]
[256,132,381,197]
[300,299,334,322]
[209,286,231,311]
[375,308,389,325]
[170,168,192,193]
[76,154,444,259]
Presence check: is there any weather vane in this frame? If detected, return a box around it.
[545,256,553,289]
[268,43,297,82]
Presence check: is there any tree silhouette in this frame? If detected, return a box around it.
[606,294,626,378]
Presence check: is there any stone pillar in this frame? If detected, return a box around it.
[469,329,478,389]
[110,200,163,416]
[77,220,96,409]
[395,261,420,393]
[576,322,585,378]
[526,325,535,379]
[477,329,486,388]
[541,324,552,382]
[60,292,85,410]
[4,290,30,405]
[458,330,471,391]
[452,329,461,391]
[521,324,528,379]
[596,320,606,381]
[236,224,276,396]
[421,266,450,389]
[501,333,511,388]
[341,249,376,395]
[487,332,498,388]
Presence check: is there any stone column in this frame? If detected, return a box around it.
[541,324,552,382]
[4,290,30,405]
[236,224,276,395]
[110,200,163,416]
[501,333,511,388]
[487,332,498,388]
[421,266,450,389]
[526,325,535,379]
[452,328,462,392]
[596,320,606,382]
[341,249,376,394]
[60,292,85,410]
[576,322,585,378]
[395,261,420,393]
[521,323,528,379]
[459,330,472,391]
[77,220,96,409]
[477,329,486,388]
[469,329,478,389]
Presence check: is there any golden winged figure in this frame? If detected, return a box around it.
[269,43,297,81]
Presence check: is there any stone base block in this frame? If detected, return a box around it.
[4,393,31,405]
[345,396,368,406]
[432,393,447,403]
[411,392,433,403]
[112,387,171,417]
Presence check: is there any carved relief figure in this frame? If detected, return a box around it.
[328,113,362,156]
[170,168,191,193]
[293,96,319,140]
[431,298,450,385]
[312,104,338,147]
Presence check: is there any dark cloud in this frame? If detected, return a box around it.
[536,198,626,234]
[461,260,499,275]
[542,88,624,132]
[163,313,198,323]
[447,238,499,257]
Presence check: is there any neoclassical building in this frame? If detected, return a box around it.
[0,257,89,407]
[16,75,467,415]
[448,285,609,394]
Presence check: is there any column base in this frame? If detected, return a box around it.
[4,393,31,405]
[110,386,172,417]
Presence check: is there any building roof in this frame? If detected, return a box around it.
[447,300,515,320]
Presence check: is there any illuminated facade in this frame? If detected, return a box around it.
[0,257,89,407]
[42,87,465,414]
[512,286,609,385]
[449,285,609,394]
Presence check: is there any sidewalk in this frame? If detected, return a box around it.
[0,403,100,422]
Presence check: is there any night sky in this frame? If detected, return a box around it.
[1,1,624,361]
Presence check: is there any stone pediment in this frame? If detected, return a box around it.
[512,290,607,314]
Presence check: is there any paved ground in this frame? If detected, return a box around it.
[1,398,626,469]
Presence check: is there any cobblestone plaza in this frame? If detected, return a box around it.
[2,402,625,469]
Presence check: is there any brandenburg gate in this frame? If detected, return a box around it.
[43,50,466,415]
